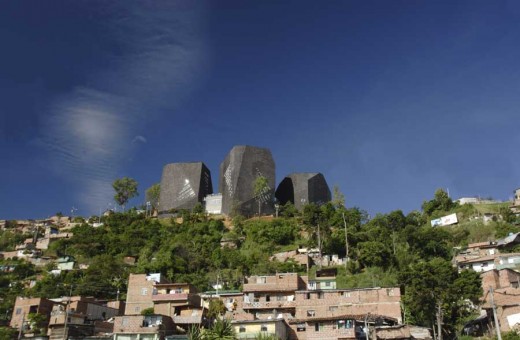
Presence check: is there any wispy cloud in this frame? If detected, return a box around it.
[40,1,208,213]
[132,135,147,144]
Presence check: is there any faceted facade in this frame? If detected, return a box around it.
[275,173,331,210]
[219,145,275,216]
[159,162,213,212]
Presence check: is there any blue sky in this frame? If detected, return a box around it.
[1,1,520,219]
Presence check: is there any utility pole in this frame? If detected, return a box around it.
[490,286,503,340]
[17,312,25,340]
[364,313,370,340]
[63,285,73,340]
[317,223,322,270]
[342,211,349,269]
[436,302,442,340]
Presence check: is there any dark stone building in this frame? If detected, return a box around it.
[159,162,213,212]
[275,173,331,210]
[219,145,275,216]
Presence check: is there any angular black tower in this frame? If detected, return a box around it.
[159,162,213,212]
[219,145,275,216]
[275,173,331,210]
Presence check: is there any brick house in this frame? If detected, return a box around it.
[125,273,203,330]
[288,314,397,340]
[47,296,121,338]
[113,314,176,340]
[125,273,165,315]
[10,297,56,334]
[121,272,403,339]
[235,273,401,340]
[242,273,306,320]
[480,269,520,332]
[288,287,402,339]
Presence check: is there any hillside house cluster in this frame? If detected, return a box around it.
[10,296,122,339]
[9,270,429,340]
[0,216,101,273]
[455,233,520,273]
[455,234,520,335]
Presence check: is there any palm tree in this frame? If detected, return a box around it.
[205,317,236,340]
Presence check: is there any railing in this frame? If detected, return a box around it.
[242,300,296,309]
[243,283,299,292]
[151,293,188,301]
[173,315,202,324]
[305,328,355,339]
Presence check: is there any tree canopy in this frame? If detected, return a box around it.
[113,177,139,210]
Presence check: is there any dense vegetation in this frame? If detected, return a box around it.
[1,188,519,338]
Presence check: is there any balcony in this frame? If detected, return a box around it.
[305,328,355,339]
[173,315,203,325]
[152,293,188,302]
[242,300,296,309]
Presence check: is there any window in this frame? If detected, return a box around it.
[261,325,268,332]
[307,310,316,317]
[15,308,22,315]
[134,306,140,313]
[305,293,311,300]
[329,306,338,312]
[336,319,354,329]
[318,292,324,299]
[324,281,330,287]
[141,288,148,296]
[343,292,351,298]
[122,317,129,326]
[314,322,324,332]
[297,323,306,332]
[276,295,284,301]
[265,295,270,302]
[239,326,246,333]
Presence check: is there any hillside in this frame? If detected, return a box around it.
[1,189,519,337]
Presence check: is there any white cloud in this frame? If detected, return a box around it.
[40,2,208,213]
[132,135,147,144]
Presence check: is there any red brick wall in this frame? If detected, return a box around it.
[125,274,154,315]
[294,288,401,322]
[10,297,55,329]
[244,273,304,292]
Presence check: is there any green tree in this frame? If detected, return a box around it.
[27,312,47,335]
[208,299,226,319]
[422,189,455,216]
[332,185,346,208]
[279,201,298,218]
[113,177,139,211]
[141,307,155,316]
[500,206,517,224]
[400,258,481,338]
[145,183,161,212]
[0,327,17,339]
[253,175,270,217]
